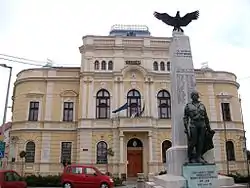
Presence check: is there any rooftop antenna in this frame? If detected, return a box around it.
[43,58,54,67]
[201,62,209,69]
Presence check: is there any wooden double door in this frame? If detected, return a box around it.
[127,148,143,177]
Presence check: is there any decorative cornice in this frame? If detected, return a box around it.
[10,128,77,132]
[14,76,240,89]
[60,90,78,97]
[25,92,44,98]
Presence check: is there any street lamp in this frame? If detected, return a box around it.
[0,64,12,125]
[218,93,230,175]
[239,96,250,177]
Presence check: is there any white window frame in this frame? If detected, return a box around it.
[60,90,78,122]
[25,93,43,121]
[59,141,73,163]
[61,98,76,122]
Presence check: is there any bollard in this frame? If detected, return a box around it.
[137,173,145,188]
[148,173,154,182]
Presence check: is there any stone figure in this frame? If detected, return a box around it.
[153,10,199,32]
[183,91,215,164]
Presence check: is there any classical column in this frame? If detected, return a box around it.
[40,133,51,172]
[44,82,54,121]
[148,131,153,162]
[119,81,126,117]
[145,82,150,117]
[81,80,87,118]
[119,131,124,163]
[114,80,119,109]
[150,82,157,118]
[88,80,94,118]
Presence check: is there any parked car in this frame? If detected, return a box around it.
[0,169,27,188]
[61,164,114,188]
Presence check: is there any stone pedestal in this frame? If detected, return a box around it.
[183,164,218,188]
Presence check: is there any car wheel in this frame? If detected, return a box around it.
[63,182,72,188]
[100,183,109,188]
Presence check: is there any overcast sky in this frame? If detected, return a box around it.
[0,0,250,146]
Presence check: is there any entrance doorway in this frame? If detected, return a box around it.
[127,138,143,177]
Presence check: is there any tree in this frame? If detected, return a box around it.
[247,150,250,161]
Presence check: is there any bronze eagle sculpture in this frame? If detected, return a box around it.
[153,10,199,32]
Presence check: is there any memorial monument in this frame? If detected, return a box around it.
[144,10,246,188]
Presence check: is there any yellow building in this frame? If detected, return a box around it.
[9,25,247,177]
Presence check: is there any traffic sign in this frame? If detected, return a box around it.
[0,142,6,158]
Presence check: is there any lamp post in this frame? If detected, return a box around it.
[218,93,230,175]
[0,64,12,125]
[239,96,250,177]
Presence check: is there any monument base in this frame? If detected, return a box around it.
[145,164,247,188]
[166,145,187,175]
[183,163,218,188]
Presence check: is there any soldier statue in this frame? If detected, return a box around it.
[183,91,215,164]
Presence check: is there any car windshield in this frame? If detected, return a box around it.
[93,167,103,175]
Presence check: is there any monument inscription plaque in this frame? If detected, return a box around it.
[183,165,218,188]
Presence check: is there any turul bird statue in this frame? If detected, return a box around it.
[153,10,199,32]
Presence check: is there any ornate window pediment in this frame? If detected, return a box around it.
[60,90,78,97]
[25,92,44,98]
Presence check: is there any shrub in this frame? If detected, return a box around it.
[159,170,167,175]
[24,174,124,187]
[113,176,124,186]
[25,175,61,187]
[227,173,250,183]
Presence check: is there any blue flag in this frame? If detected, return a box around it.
[112,103,128,113]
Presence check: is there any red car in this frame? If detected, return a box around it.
[61,164,114,188]
[0,169,27,188]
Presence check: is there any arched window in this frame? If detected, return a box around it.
[160,61,165,71]
[226,141,235,161]
[108,61,113,70]
[127,89,141,117]
[162,140,172,163]
[96,89,110,119]
[94,60,99,70]
[101,60,106,70]
[153,61,158,71]
[96,141,108,164]
[157,90,171,119]
[25,141,35,163]
[167,61,171,71]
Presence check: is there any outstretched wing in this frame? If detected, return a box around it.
[180,10,199,26]
[153,12,175,26]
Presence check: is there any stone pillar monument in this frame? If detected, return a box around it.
[166,31,196,176]
[152,31,196,188]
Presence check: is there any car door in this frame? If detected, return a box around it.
[12,171,27,188]
[3,171,18,188]
[70,166,86,188]
[83,167,100,188]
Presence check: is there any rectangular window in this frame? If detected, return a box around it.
[28,101,39,121]
[221,103,231,121]
[63,102,74,122]
[61,142,72,163]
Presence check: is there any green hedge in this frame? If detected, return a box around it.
[227,173,250,183]
[25,175,61,187]
[24,174,123,187]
